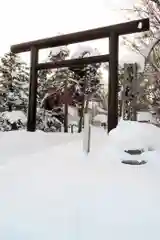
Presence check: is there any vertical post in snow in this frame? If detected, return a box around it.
[123,63,137,121]
[27,47,38,132]
[83,112,91,154]
[83,86,91,154]
[131,63,138,121]
[64,79,68,132]
[108,32,119,133]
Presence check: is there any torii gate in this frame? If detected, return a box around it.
[10,18,149,133]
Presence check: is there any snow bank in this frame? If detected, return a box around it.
[0,130,81,165]
[0,123,160,239]
[108,120,160,151]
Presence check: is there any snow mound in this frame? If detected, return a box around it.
[108,120,160,151]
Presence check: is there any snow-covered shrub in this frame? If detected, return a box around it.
[0,111,27,131]
[0,109,63,132]
[36,109,62,132]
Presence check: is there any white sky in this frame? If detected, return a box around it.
[0,0,144,69]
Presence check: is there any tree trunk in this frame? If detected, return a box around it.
[8,103,12,112]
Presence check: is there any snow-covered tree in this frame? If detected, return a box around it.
[70,45,103,131]
[37,46,70,103]
[36,46,71,130]
[37,68,51,105]
[123,0,160,69]
[122,1,160,117]
[36,45,103,132]
[0,52,29,112]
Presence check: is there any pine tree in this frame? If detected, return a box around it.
[37,45,103,132]
[0,52,29,112]
[36,46,72,131]
[122,1,160,118]
[38,46,70,106]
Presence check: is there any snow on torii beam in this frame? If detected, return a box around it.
[10,18,149,133]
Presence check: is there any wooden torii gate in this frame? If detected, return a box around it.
[10,18,149,133]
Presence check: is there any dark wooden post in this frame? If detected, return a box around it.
[64,79,68,132]
[108,32,119,133]
[27,47,38,131]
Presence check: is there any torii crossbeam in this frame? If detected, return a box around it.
[11,18,149,133]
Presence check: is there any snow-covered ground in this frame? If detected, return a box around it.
[0,121,160,239]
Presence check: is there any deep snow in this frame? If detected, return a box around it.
[0,121,160,239]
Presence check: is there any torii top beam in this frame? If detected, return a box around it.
[11,18,149,53]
